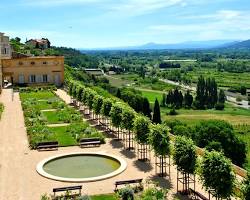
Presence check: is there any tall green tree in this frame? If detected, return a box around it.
[134,115,150,144]
[92,95,103,123]
[142,98,151,119]
[153,99,161,124]
[184,90,193,108]
[101,98,113,125]
[110,103,123,139]
[173,136,197,193]
[121,108,135,150]
[199,151,235,199]
[218,89,226,103]
[149,124,171,176]
[195,75,206,109]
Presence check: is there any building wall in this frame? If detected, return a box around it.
[2,56,64,86]
[0,33,11,92]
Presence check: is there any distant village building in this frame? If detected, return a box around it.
[84,68,104,76]
[25,38,51,49]
[0,33,64,92]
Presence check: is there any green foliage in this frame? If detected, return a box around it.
[86,90,97,110]
[205,141,223,152]
[166,88,184,109]
[152,99,161,124]
[40,194,50,200]
[93,95,104,115]
[121,108,135,131]
[215,102,225,110]
[168,108,178,115]
[101,98,113,117]
[66,123,105,143]
[218,89,226,103]
[184,90,193,108]
[57,108,82,123]
[142,97,152,119]
[242,173,250,200]
[195,76,218,109]
[199,151,235,199]
[173,136,197,174]
[133,115,150,144]
[117,187,134,200]
[110,103,123,128]
[173,125,192,138]
[140,187,167,200]
[194,120,247,166]
[27,124,53,149]
[149,124,170,156]
[120,88,144,113]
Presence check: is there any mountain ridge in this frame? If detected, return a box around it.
[80,39,245,51]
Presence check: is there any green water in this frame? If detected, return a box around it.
[43,155,120,178]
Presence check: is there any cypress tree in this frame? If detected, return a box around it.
[173,88,180,108]
[142,97,151,119]
[184,90,193,108]
[153,98,161,124]
[179,91,183,108]
[218,89,226,103]
[196,76,206,109]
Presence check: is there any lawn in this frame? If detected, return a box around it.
[90,194,118,200]
[48,126,77,146]
[20,91,56,100]
[42,109,82,124]
[162,103,250,126]
[140,90,164,103]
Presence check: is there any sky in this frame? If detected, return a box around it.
[1,0,250,48]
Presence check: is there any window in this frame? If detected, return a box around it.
[19,62,23,65]
[42,74,48,83]
[29,75,36,83]
[31,61,35,65]
[43,61,47,65]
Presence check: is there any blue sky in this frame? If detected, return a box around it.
[1,0,250,48]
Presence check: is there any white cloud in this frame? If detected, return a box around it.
[145,9,250,41]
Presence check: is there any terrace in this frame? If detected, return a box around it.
[0,88,244,200]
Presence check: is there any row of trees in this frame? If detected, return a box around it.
[68,80,248,199]
[163,89,193,108]
[195,76,226,109]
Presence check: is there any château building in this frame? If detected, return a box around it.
[0,33,64,92]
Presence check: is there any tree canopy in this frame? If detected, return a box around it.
[199,151,235,199]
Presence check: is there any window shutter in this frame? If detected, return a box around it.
[47,75,50,83]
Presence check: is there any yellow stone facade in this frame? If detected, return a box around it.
[2,56,64,87]
[0,33,64,90]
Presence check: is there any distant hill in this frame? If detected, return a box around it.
[225,39,250,48]
[80,40,239,51]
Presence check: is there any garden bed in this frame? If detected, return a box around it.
[20,89,105,149]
